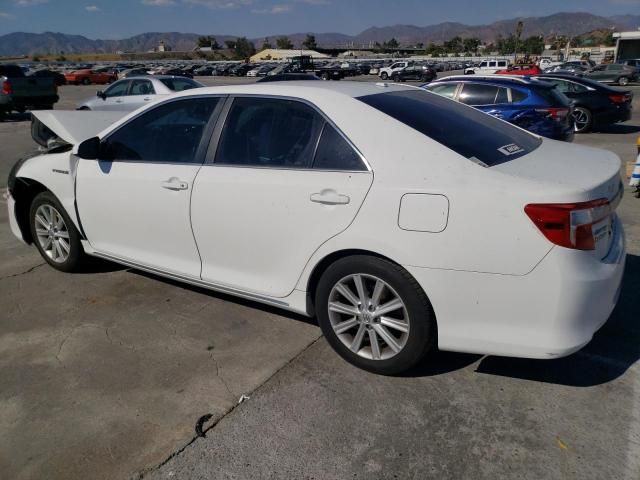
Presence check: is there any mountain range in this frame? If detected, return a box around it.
[0,12,638,56]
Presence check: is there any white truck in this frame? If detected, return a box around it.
[464,59,510,75]
[378,61,411,80]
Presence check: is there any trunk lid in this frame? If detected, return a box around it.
[495,139,623,258]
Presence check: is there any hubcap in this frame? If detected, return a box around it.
[34,204,70,263]
[328,274,410,361]
[573,108,589,132]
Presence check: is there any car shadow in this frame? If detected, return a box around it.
[473,254,640,387]
[594,124,640,134]
[130,269,317,326]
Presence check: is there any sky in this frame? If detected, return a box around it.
[0,0,638,39]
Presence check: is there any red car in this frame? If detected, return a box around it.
[495,65,542,76]
[64,69,117,85]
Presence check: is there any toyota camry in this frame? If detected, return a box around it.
[7,82,625,374]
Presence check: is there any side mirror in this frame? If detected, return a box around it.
[77,136,100,160]
[97,90,106,100]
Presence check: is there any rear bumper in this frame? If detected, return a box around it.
[594,107,633,126]
[406,216,626,359]
[4,95,59,108]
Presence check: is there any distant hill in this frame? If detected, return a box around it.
[0,12,638,56]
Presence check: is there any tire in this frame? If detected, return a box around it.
[321,72,330,81]
[380,72,388,80]
[82,78,91,85]
[29,191,87,273]
[572,106,593,133]
[618,76,629,86]
[315,255,436,375]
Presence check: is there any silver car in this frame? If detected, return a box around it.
[76,75,204,111]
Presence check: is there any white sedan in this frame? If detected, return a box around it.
[7,82,625,374]
[76,75,203,111]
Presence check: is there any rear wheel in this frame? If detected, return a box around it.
[30,192,87,272]
[618,76,629,86]
[315,255,436,375]
[573,106,593,133]
[82,78,91,85]
[321,72,330,81]
[380,72,388,80]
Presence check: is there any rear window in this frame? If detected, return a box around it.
[536,86,571,107]
[358,89,541,167]
[160,78,202,92]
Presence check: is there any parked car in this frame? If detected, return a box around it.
[0,64,59,115]
[496,64,542,75]
[155,68,193,79]
[532,73,633,133]
[257,73,320,82]
[391,65,437,83]
[8,82,625,374]
[378,61,411,80]
[77,76,203,111]
[543,63,588,75]
[28,68,66,86]
[464,59,510,75]
[119,68,150,79]
[64,69,117,85]
[620,59,640,74]
[424,75,574,141]
[583,64,638,86]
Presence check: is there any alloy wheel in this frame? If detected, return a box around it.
[327,274,410,361]
[34,204,71,263]
[573,107,591,133]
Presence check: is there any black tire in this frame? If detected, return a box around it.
[29,191,87,273]
[618,76,629,86]
[380,72,388,80]
[572,106,593,133]
[321,72,330,81]
[315,255,436,375]
[82,78,91,85]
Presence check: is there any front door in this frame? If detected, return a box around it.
[191,96,373,298]
[122,78,159,111]
[76,96,223,277]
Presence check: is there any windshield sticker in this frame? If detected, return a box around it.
[498,143,525,156]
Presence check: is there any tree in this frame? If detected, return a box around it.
[462,37,480,54]
[224,39,237,50]
[385,38,399,49]
[211,37,220,50]
[261,38,272,50]
[276,36,293,49]
[302,34,317,50]
[197,36,211,48]
[234,37,256,59]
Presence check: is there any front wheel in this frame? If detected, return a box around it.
[82,78,91,85]
[315,255,436,375]
[30,191,87,272]
[573,106,593,133]
[380,72,388,80]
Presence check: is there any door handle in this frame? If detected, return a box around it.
[310,189,350,205]
[143,97,151,101]
[161,177,189,191]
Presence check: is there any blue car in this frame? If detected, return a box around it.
[422,76,575,141]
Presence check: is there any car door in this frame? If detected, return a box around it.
[76,96,224,277]
[97,80,131,110]
[123,79,159,111]
[587,65,607,81]
[190,96,373,298]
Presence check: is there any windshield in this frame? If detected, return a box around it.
[358,89,542,167]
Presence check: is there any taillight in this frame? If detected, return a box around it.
[525,199,611,250]
[535,107,569,122]
[609,94,629,104]
[2,79,12,95]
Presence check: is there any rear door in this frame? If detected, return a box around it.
[191,96,373,298]
[123,79,159,110]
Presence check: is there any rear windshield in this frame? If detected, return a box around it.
[358,90,541,166]
[160,78,202,91]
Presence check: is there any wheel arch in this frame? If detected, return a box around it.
[11,177,48,244]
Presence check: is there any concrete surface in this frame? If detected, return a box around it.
[0,77,639,480]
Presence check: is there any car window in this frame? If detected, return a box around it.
[510,88,528,103]
[129,79,155,95]
[426,83,458,99]
[159,78,201,92]
[498,61,507,67]
[215,97,324,168]
[458,83,501,105]
[358,89,541,167]
[313,124,366,171]
[102,97,219,163]
[104,80,130,98]
[495,87,509,104]
[479,62,487,68]
[488,62,496,67]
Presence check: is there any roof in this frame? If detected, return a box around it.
[435,75,552,86]
[172,80,412,100]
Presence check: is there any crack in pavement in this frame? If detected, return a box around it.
[209,347,236,402]
[133,334,323,480]
[0,262,46,281]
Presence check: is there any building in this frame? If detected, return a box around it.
[250,49,330,62]
[613,31,640,61]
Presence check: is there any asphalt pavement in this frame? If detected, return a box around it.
[0,76,639,480]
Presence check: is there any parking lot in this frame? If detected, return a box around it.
[1,76,639,480]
